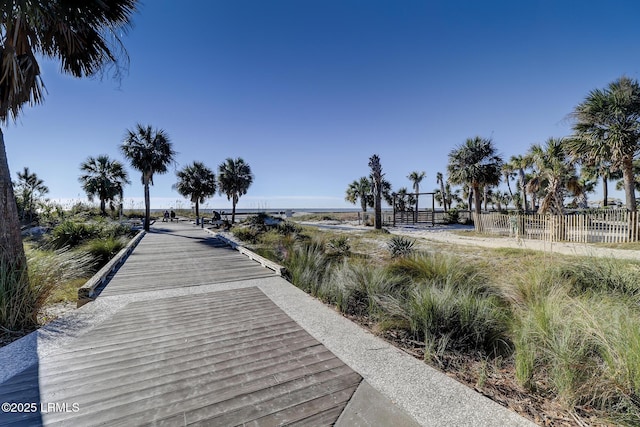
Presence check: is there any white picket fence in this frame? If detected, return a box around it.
[473,211,640,243]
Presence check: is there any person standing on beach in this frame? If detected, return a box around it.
[170,210,176,222]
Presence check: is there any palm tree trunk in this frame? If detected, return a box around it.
[0,129,27,270]
[519,169,527,212]
[504,173,513,200]
[622,156,637,212]
[231,194,238,224]
[144,182,151,231]
[374,187,382,229]
[602,175,608,207]
[473,185,482,214]
[119,189,124,220]
[100,199,106,215]
[439,180,447,213]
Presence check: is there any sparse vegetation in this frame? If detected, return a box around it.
[1,205,137,343]
[387,235,416,258]
[231,224,640,425]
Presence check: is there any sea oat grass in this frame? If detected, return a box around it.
[327,260,403,317]
[510,263,640,423]
[283,239,331,296]
[1,248,93,332]
[83,237,127,270]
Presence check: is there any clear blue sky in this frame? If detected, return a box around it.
[5,0,640,210]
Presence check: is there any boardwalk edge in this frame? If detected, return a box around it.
[77,229,146,307]
[205,229,287,276]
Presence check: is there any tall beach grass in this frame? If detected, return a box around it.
[1,247,93,332]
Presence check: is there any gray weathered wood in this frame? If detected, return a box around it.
[0,223,361,426]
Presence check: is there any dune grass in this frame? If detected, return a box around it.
[231,224,640,424]
[1,247,93,333]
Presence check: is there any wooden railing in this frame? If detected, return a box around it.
[473,211,640,243]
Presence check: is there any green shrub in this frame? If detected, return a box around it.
[47,219,132,250]
[96,221,133,239]
[48,220,100,249]
[276,221,302,236]
[327,236,351,258]
[232,227,261,244]
[387,236,415,258]
[444,208,460,224]
[83,237,127,270]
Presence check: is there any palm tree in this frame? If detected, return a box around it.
[173,162,217,223]
[14,167,48,223]
[408,171,425,221]
[368,154,384,229]
[435,181,461,211]
[447,136,503,215]
[345,177,372,213]
[217,157,254,224]
[79,155,130,216]
[121,124,176,231]
[501,162,515,200]
[573,176,596,209]
[436,172,447,212]
[0,1,138,272]
[526,138,581,215]
[578,163,620,208]
[506,155,530,212]
[394,187,416,222]
[569,76,640,212]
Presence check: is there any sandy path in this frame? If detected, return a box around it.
[301,222,640,261]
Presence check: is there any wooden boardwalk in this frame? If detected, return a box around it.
[100,225,275,296]
[0,222,362,426]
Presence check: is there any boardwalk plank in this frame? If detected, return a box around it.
[0,223,362,426]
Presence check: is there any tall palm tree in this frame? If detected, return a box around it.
[447,136,503,215]
[573,176,596,209]
[0,1,138,272]
[569,76,640,212]
[507,155,530,212]
[435,182,461,211]
[121,124,176,231]
[217,157,253,224]
[408,171,425,221]
[345,177,372,213]
[526,138,581,215]
[14,167,48,223]
[79,155,130,216]
[577,163,620,208]
[501,162,515,200]
[436,172,447,212]
[368,154,384,229]
[173,161,217,223]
